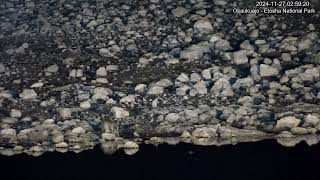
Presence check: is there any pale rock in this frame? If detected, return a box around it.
[134,84,147,92]
[275,116,301,131]
[92,87,113,100]
[212,78,234,97]
[180,45,204,60]
[177,73,189,82]
[194,20,213,34]
[165,113,180,122]
[31,82,44,88]
[154,79,173,87]
[0,63,5,73]
[148,86,164,95]
[180,131,191,138]
[172,7,189,17]
[71,127,86,134]
[96,67,107,77]
[190,73,202,82]
[102,133,116,141]
[176,85,191,96]
[120,95,136,104]
[260,64,279,77]
[201,69,212,79]
[304,114,320,127]
[232,78,254,90]
[10,109,22,118]
[214,39,231,51]
[291,127,308,135]
[55,142,68,148]
[123,141,139,149]
[59,108,72,119]
[111,107,129,119]
[19,89,37,100]
[192,81,207,95]
[80,101,91,109]
[45,64,59,73]
[52,135,64,143]
[233,50,248,65]
[191,127,217,138]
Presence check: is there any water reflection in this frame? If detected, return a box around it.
[1,135,320,156]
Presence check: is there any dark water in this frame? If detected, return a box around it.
[0,140,319,180]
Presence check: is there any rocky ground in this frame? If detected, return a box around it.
[0,0,320,156]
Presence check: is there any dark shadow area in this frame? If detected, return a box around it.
[0,140,320,180]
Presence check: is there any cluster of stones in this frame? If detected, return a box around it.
[0,0,320,154]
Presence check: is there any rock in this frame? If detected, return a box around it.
[31,82,44,88]
[148,86,164,95]
[45,64,59,73]
[276,131,294,138]
[52,135,64,143]
[0,63,5,73]
[249,29,259,39]
[172,7,189,17]
[165,113,180,122]
[55,142,68,148]
[214,39,231,51]
[120,95,136,105]
[191,127,217,138]
[192,81,208,95]
[275,116,301,131]
[211,78,234,97]
[176,85,191,96]
[232,78,254,90]
[154,79,173,88]
[310,52,320,65]
[96,67,107,77]
[180,131,191,138]
[80,101,91,109]
[87,20,97,28]
[202,69,212,80]
[19,89,37,100]
[260,64,279,77]
[304,114,320,127]
[59,108,72,119]
[194,20,213,34]
[291,127,308,135]
[190,73,202,83]
[10,109,22,118]
[177,73,189,82]
[102,120,118,135]
[0,128,16,138]
[29,146,44,152]
[213,0,227,6]
[99,48,112,57]
[180,45,203,60]
[134,84,147,92]
[123,141,139,149]
[152,98,158,108]
[210,35,222,43]
[69,69,83,77]
[102,133,116,141]
[92,87,113,100]
[298,39,312,52]
[111,107,129,119]
[71,127,86,134]
[233,50,248,65]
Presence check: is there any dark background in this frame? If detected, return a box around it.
[0,140,319,180]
